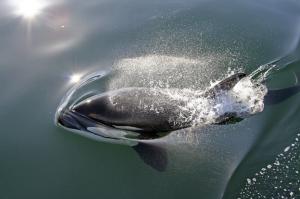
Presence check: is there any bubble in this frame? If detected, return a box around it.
[238,133,300,199]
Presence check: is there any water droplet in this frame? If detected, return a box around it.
[267,165,272,169]
[274,161,280,166]
[284,146,290,152]
[247,178,251,184]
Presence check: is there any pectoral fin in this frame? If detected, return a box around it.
[132,143,168,172]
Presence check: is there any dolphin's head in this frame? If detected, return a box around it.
[55,91,110,135]
[56,108,90,131]
[55,107,99,137]
[55,104,140,146]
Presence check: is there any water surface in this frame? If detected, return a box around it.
[1,0,300,198]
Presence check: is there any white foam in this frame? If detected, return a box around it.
[158,75,267,126]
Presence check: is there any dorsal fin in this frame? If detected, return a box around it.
[214,73,247,90]
[204,73,247,97]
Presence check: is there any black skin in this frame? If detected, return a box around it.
[72,73,247,135]
[72,88,191,134]
[65,72,300,137]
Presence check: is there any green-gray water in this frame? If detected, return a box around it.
[1,0,300,198]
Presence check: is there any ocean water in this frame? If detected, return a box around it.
[0,0,300,198]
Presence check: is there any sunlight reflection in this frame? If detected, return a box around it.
[10,0,48,19]
[70,74,82,84]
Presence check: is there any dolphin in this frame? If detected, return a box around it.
[57,73,247,133]
[55,72,300,171]
[55,73,246,171]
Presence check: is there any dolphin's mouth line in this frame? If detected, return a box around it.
[68,110,162,140]
[57,108,167,141]
[69,109,121,131]
[57,109,120,140]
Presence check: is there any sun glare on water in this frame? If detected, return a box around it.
[10,0,48,19]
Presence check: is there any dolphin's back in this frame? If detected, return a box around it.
[73,88,191,133]
[72,73,248,133]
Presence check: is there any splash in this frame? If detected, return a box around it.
[105,55,268,126]
[238,133,300,199]
[108,55,225,90]
[157,76,267,127]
